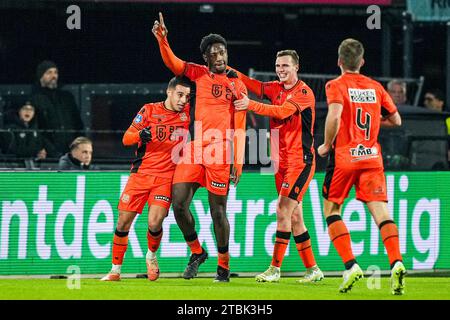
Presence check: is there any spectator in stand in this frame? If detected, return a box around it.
[387,79,408,105]
[31,60,84,156]
[423,89,450,168]
[58,136,99,170]
[424,89,445,112]
[1,101,56,160]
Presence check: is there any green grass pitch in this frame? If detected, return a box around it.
[1,276,449,300]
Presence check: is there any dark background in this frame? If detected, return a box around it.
[0,0,447,106]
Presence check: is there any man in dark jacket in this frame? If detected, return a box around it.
[1,101,56,159]
[31,60,84,156]
[58,136,99,170]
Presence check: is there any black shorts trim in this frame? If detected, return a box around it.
[287,164,313,200]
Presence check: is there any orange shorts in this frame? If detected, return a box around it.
[275,163,315,202]
[172,162,230,196]
[172,141,231,196]
[322,166,387,205]
[118,173,172,213]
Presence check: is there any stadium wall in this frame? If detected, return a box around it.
[0,171,448,275]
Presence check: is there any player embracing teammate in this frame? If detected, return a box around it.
[152,13,247,282]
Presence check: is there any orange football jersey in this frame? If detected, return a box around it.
[184,63,247,146]
[261,80,316,169]
[325,72,398,169]
[130,102,190,177]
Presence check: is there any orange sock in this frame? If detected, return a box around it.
[326,215,356,269]
[112,229,129,265]
[184,233,203,255]
[218,246,230,270]
[271,230,291,268]
[294,231,317,269]
[147,228,163,252]
[379,220,403,268]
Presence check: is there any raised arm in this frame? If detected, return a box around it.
[152,12,185,75]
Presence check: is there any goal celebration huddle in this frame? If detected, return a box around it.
[101,12,406,296]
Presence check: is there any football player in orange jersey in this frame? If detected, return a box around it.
[153,13,247,282]
[101,76,191,282]
[318,39,406,294]
[233,50,324,283]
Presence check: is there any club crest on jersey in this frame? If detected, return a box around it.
[156,125,167,141]
[350,144,379,161]
[348,88,377,103]
[179,112,187,121]
[121,194,130,203]
[212,84,223,98]
[134,114,143,123]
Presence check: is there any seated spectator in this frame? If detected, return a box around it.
[58,136,99,170]
[1,101,56,160]
[31,60,84,156]
[387,79,408,105]
[424,89,445,112]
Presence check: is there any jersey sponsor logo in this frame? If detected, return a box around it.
[121,193,130,203]
[282,182,289,188]
[350,144,379,162]
[212,84,223,98]
[211,181,227,189]
[154,195,170,202]
[169,125,187,141]
[348,88,377,103]
[134,114,143,123]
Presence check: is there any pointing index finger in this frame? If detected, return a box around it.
[159,12,165,26]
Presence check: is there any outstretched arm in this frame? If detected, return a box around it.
[234,94,297,119]
[230,68,264,98]
[152,12,185,75]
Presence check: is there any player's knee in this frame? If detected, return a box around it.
[172,200,186,215]
[148,215,163,231]
[117,213,133,231]
[291,212,301,224]
[276,206,290,221]
[211,208,227,223]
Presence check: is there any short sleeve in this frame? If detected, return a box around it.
[325,80,344,106]
[380,87,398,117]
